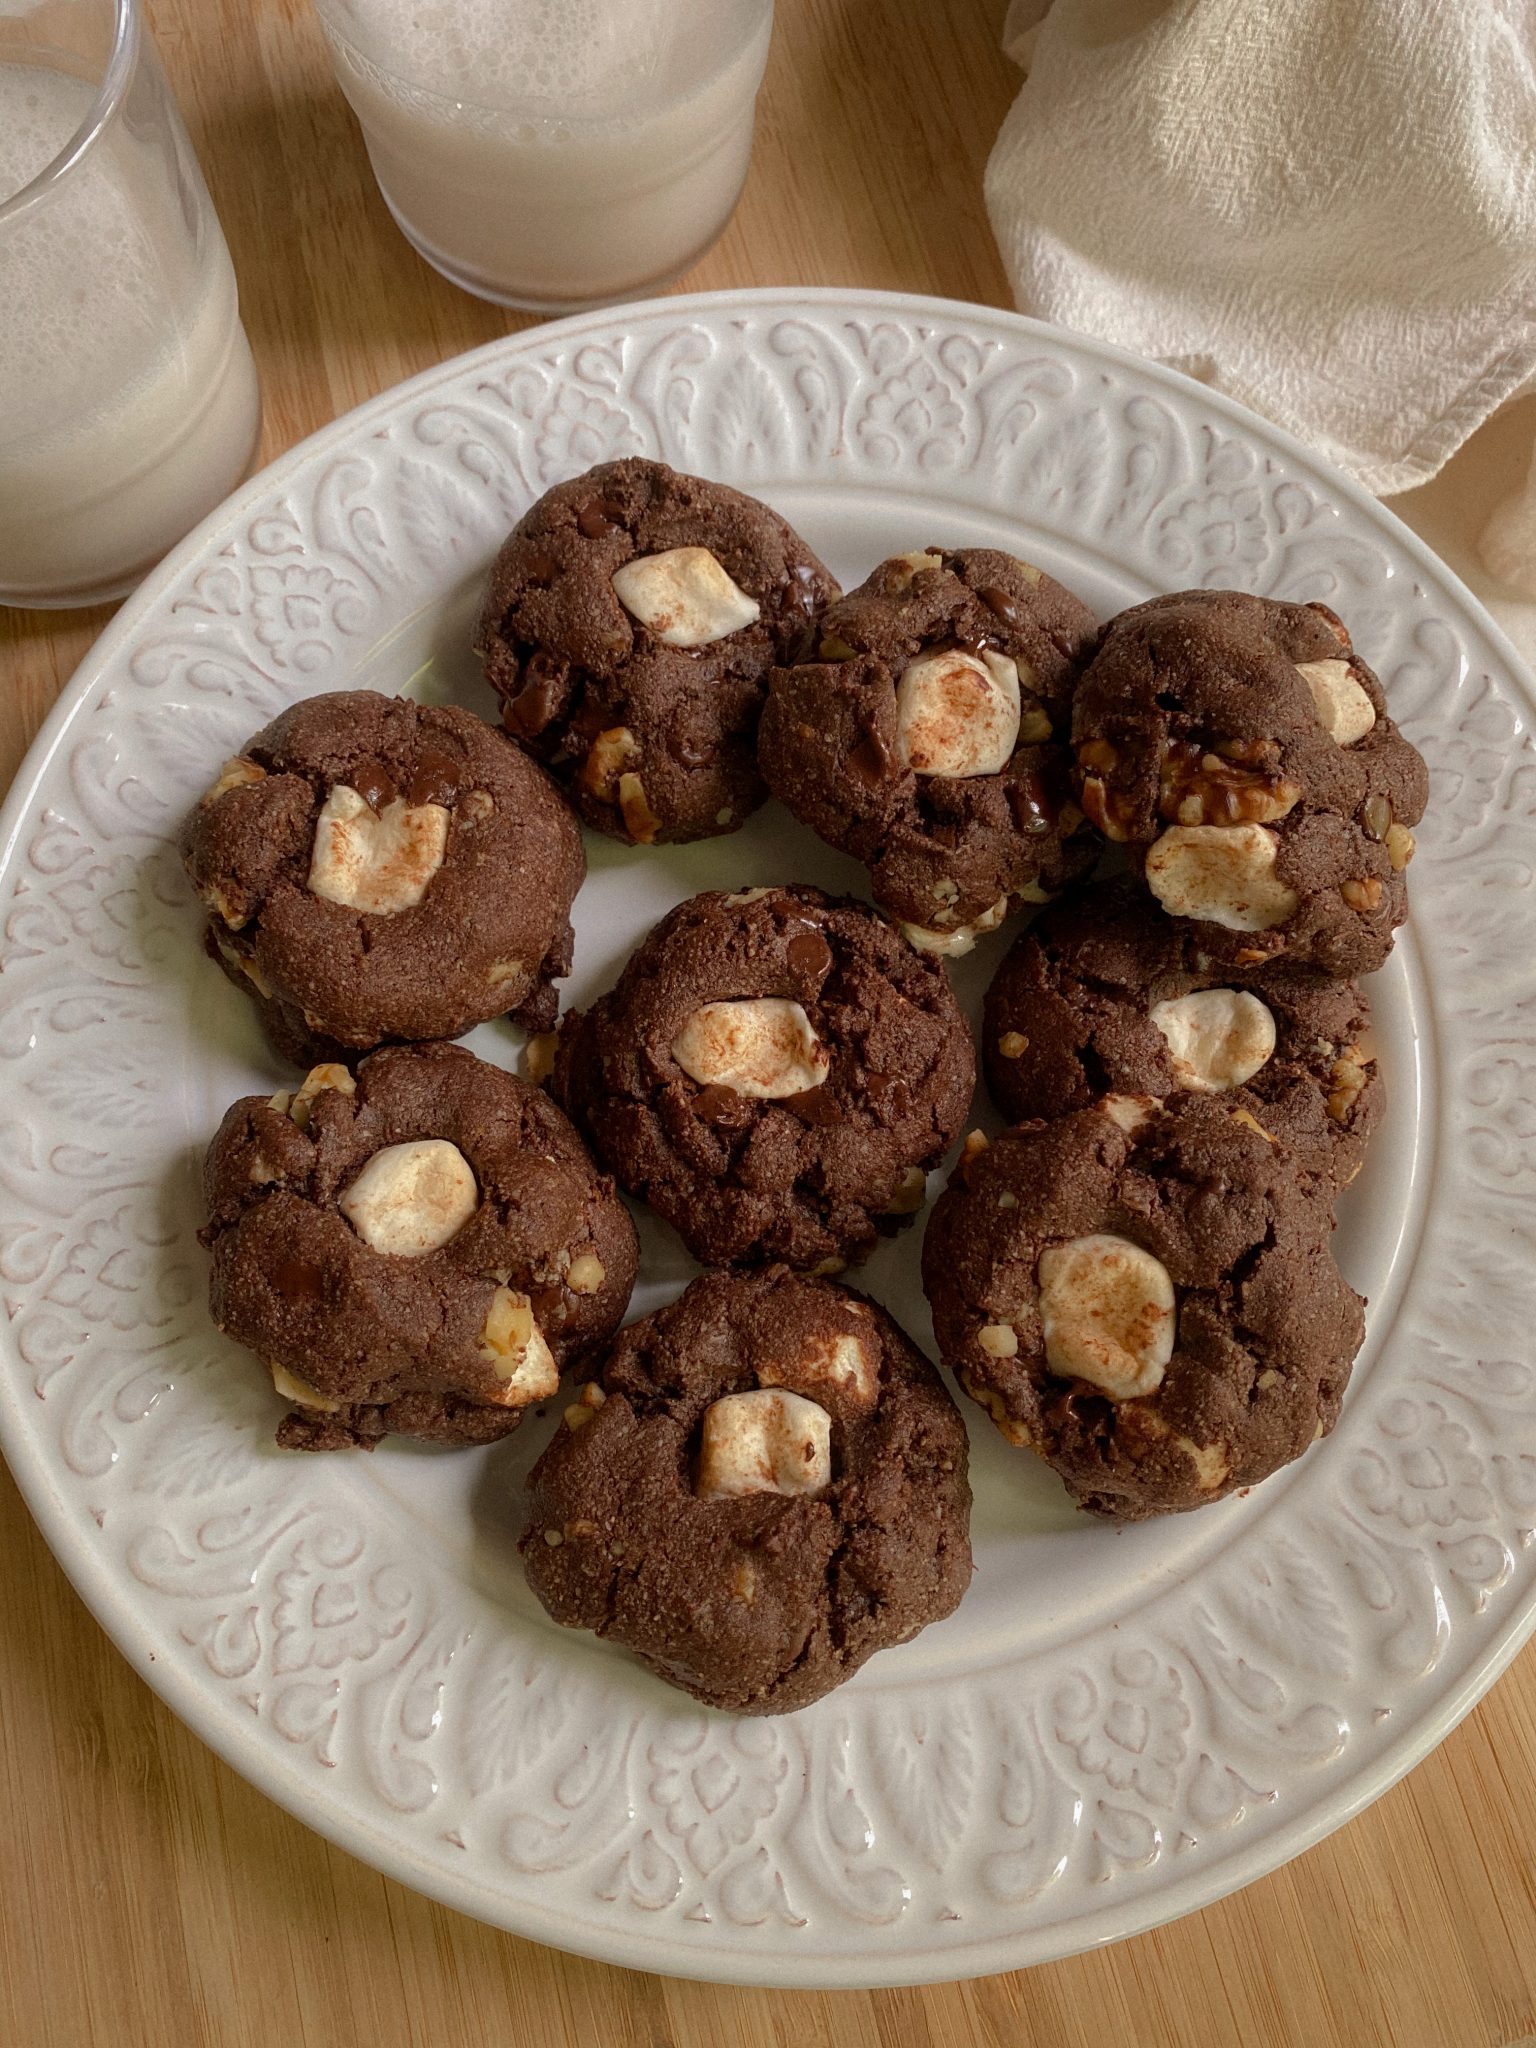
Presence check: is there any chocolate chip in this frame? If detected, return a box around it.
[693,1083,750,1127]
[979,585,1023,631]
[1008,770,1060,835]
[786,929,833,982]
[507,658,565,737]
[405,746,461,808]
[848,722,894,790]
[350,759,397,811]
[863,1072,912,1121]
[576,499,623,539]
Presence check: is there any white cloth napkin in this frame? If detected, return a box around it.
[985,0,1536,590]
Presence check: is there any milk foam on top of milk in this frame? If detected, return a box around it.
[327,0,671,108]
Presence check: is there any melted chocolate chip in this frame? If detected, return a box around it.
[693,1083,751,1127]
[786,929,833,983]
[848,721,894,791]
[1008,770,1060,835]
[979,585,1023,631]
[350,759,397,811]
[785,1085,843,1127]
[576,498,624,540]
[272,1258,325,1302]
[406,746,461,808]
[507,658,565,737]
[787,559,824,618]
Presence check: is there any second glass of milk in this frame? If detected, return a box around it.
[0,0,262,610]
[313,0,774,310]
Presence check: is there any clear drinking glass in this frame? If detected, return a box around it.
[312,0,775,311]
[0,0,262,609]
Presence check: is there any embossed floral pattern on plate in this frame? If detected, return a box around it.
[1,291,1534,1989]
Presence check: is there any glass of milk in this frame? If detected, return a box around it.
[312,0,774,310]
[0,0,261,609]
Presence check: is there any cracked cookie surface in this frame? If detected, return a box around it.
[182,691,584,1062]
[922,1099,1364,1519]
[1072,590,1427,974]
[982,876,1378,1186]
[476,457,838,844]
[758,547,1100,950]
[521,1268,973,1713]
[550,885,976,1270]
[201,1043,637,1450]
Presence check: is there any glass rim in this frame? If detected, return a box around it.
[0,0,141,230]
[311,0,773,124]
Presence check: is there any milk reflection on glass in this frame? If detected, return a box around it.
[0,1,260,609]
[314,0,774,310]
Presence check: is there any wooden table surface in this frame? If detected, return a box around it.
[5,3,1536,2043]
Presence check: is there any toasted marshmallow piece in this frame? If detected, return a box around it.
[1145,823,1300,933]
[1295,659,1376,745]
[1037,1232,1176,1400]
[611,547,761,647]
[895,647,1021,779]
[339,1139,479,1256]
[672,998,830,1099]
[696,1389,833,1502]
[1150,988,1277,1092]
[308,786,450,916]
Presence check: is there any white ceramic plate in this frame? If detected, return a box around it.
[3,290,1534,1989]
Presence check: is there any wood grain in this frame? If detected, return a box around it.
[3,2,1535,2043]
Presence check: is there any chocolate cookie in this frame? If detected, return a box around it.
[757,547,1100,953]
[1072,591,1428,975]
[550,885,977,1270]
[982,878,1378,1185]
[475,458,838,844]
[921,1099,1364,1519]
[182,692,585,1064]
[520,1268,972,1713]
[201,1044,638,1451]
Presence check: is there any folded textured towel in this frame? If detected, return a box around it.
[985,0,1536,587]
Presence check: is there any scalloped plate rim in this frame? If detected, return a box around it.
[0,286,1533,1988]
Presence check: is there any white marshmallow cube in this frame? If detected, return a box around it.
[1150,988,1277,1092]
[696,1388,833,1502]
[895,646,1021,779]
[1037,1232,1176,1400]
[611,547,761,647]
[308,786,450,917]
[1145,823,1300,933]
[339,1139,479,1256]
[672,998,830,1099]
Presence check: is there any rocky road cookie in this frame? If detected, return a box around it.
[922,1099,1364,1519]
[757,548,1099,954]
[550,885,976,1270]
[201,1043,638,1451]
[1072,591,1428,975]
[521,1268,972,1713]
[183,692,584,1064]
[475,458,838,844]
[982,877,1378,1185]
